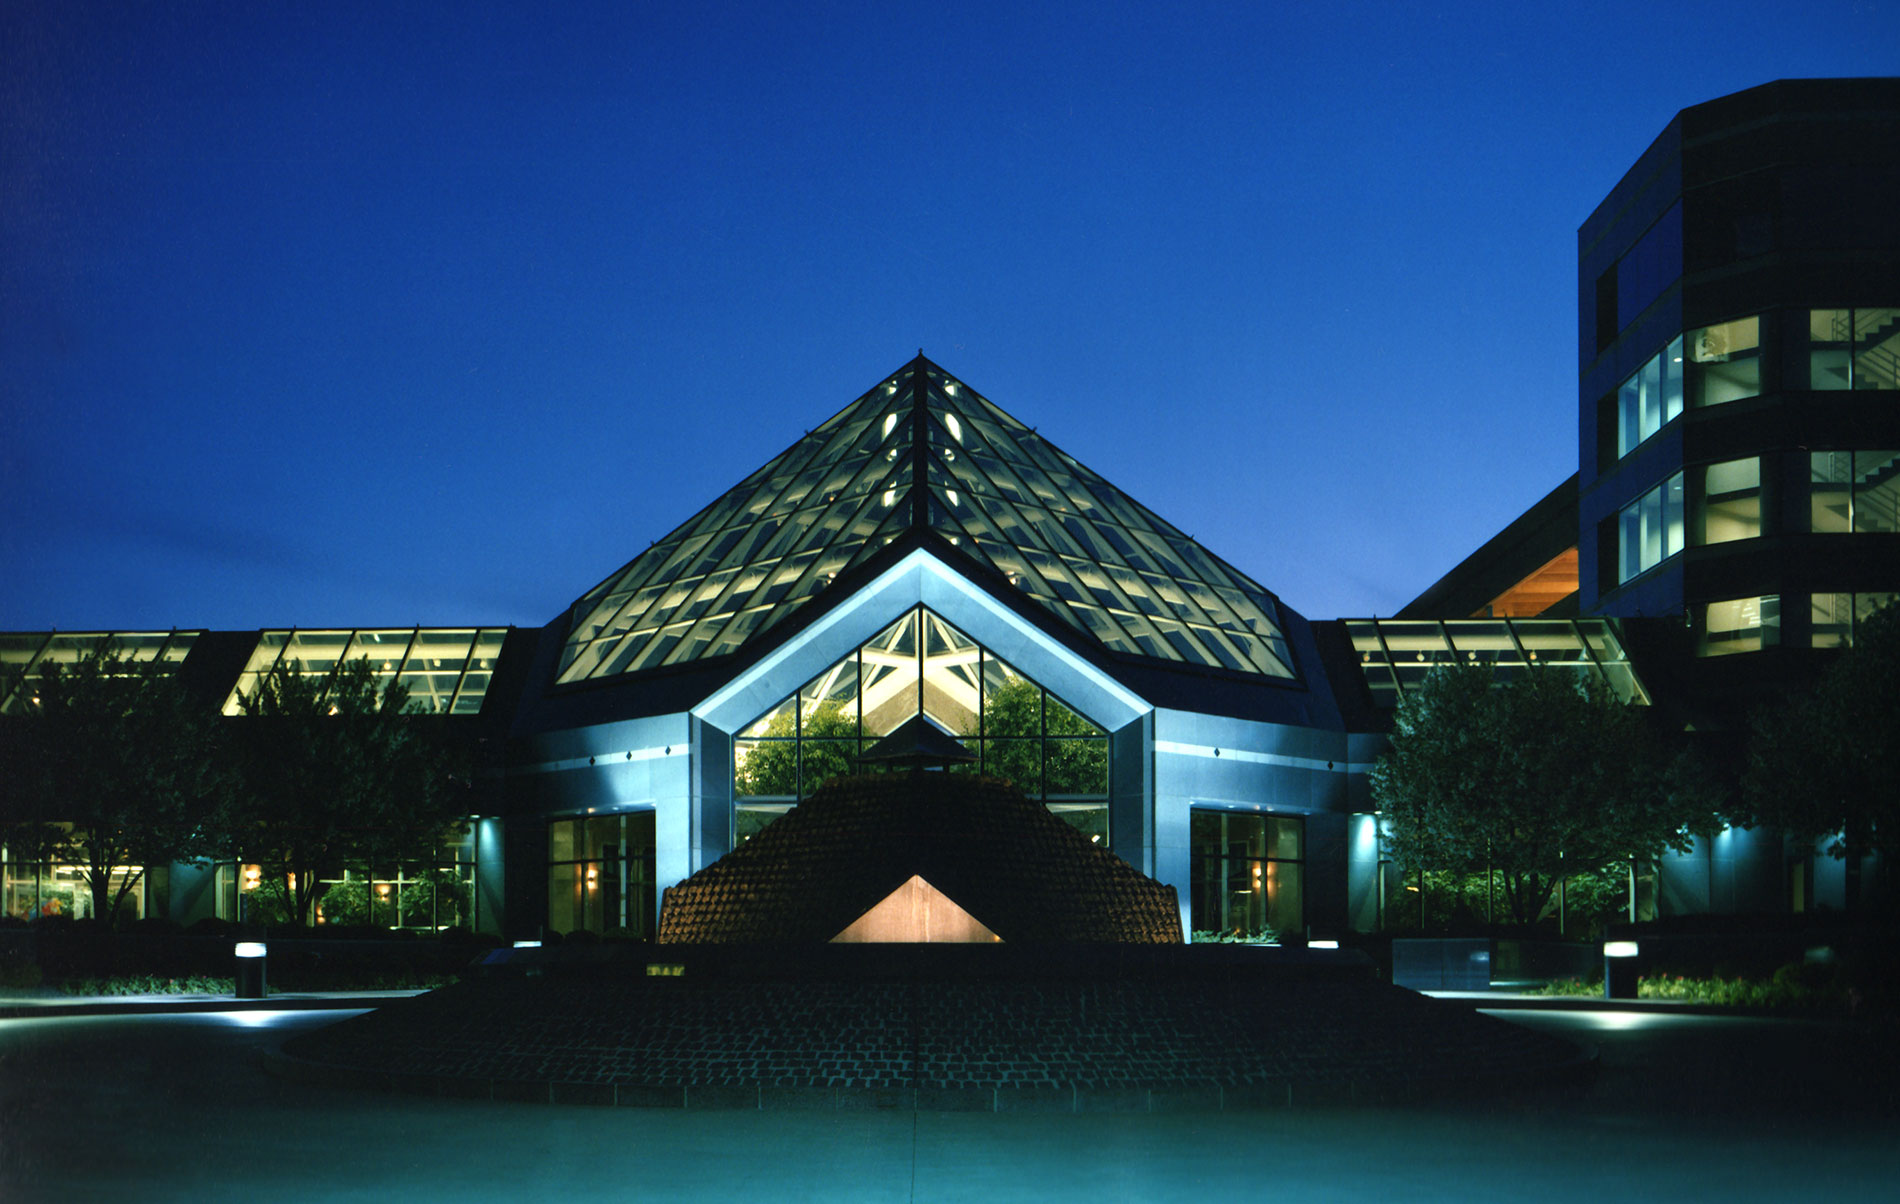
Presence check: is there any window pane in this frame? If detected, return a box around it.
[1688,316,1761,406]
[1697,458,1761,544]
[1853,307,1900,390]
[1663,473,1685,559]
[1811,592,1851,648]
[1696,595,1778,658]
[1639,354,1663,442]
[1811,309,1853,389]
[1044,737,1107,796]
[1853,451,1900,533]
[1811,452,1853,532]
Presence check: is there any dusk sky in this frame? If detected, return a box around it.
[4,2,1897,634]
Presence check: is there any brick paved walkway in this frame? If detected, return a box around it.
[271,946,1591,1110]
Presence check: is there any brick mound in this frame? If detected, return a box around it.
[659,774,1181,944]
[273,948,1592,1110]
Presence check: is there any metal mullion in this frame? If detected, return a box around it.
[446,629,493,713]
[389,627,423,709]
[1371,623,1403,700]
[1502,620,1535,675]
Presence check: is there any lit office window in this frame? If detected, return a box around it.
[1618,473,1685,584]
[1810,308,1900,391]
[1616,336,1684,456]
[1809,593,1897,648]
[1809,451,1900,534]
[1694,458,1762,544]
[1686,316,1760,407]
[1694,596,1779,658]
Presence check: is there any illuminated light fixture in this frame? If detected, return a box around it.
[376,883,391,897]
[1309,939,1340,950]
[944,413,962,441]
[882,413,898,437]
[947,489,959,506]
[882,489,896,507]
[235,941,267,959]
[1604,940,1639,958]
[944,382,959,396]
[513,940,542,949]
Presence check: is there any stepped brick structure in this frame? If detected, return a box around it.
[657,772,1182,944]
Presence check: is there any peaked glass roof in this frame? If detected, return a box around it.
[557,357,1294,683]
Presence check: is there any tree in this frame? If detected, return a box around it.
[232,658,467,927]
[733,700,859,798]
[962,676,1107,795]
[0,640,231,925]
[1370,662,1707,927]
[1743,601,1900,862]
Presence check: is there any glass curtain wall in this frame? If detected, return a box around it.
[1189,810,1304,943]
[732,606,1109,841]
[2,839,145,923]
[1345,618,1649,708]
[221,628,508,715]
[0,631,198,714]
[233,826,479,929]
[547,812,657,939]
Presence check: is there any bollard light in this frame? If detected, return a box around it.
[1603,939,1639,1000]
[234,940,268,999]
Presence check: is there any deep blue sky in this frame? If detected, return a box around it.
[4,2,1896,633]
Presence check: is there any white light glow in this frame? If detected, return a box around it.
[1604,940,1639,958]
[1309,939,1340,949]
[235,942,267,959]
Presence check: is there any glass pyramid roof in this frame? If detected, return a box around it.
[556,356,1294,684]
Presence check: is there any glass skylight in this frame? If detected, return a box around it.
[557,358,1294,683]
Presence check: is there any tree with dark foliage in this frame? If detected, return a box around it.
[0,640,231,925]
[233,658,466,927]
[1371,662,1711,927]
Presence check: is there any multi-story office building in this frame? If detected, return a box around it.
[1409,78,1900,913]
[1579,77,1900,727]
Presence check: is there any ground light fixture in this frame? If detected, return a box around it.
[1604,939,1639,1000]
[235,940,267,999]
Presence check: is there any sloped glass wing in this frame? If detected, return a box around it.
[557,370,920,683]
[556,357,1294,683]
